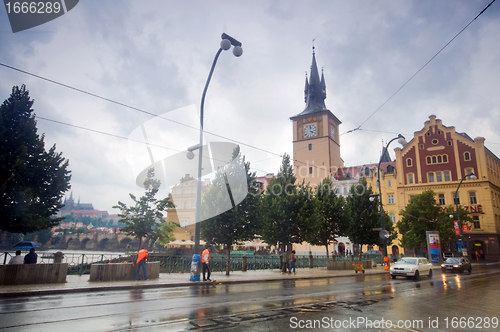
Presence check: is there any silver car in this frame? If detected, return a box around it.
[390,257,433,280]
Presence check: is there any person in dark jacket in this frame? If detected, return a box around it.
[24,248,38,264]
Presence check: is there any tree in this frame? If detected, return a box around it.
[345,177,389,257]
[200,147,261,275]
[113,168,174,250]
[309,177,349,261]
[0,85,71,234]
[397,190,468,250]
[260,154,319,252]
[156,221,179,246]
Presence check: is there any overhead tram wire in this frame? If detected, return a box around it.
[36,116,273,175]
[341,0,497,136]
[0,63,284,161]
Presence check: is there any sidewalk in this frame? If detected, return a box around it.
[0,265,389,298]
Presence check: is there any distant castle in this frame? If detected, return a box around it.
[60,192,94,211]
[58,192,108,219]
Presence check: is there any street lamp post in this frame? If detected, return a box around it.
[187,33,243,281]
[376,134,407,258]
[453,173,477,257]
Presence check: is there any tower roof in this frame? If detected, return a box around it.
[299,49,327,116]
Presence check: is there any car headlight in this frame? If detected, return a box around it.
[453,265,459,268]
[441,264,445,267]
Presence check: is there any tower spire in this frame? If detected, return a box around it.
[301,46,327,115]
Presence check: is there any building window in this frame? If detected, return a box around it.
[453,193,460,205]
[444,171,451,181]
[436,172,443,182]
[443,155,448,163]
[469,192,477,204]
[438,156,442,163]
[407,158,412,167]
[432,156,437,163]
[466,168,474,177]
[308,144,312,150]
[420,144,424,150]
[438,194,445,205]
[432,139,439,145]
[428,173,435,183]
[309,167,313,174]
[427,157,431,164]
[408,173,414,184]
[343,187,348,195]
[181,220,188,228]
[388,194,395,204]
[473,216,481,229]
[390,213,396,223]
[388,180,392,187]
[448,141,452,146]
[464,152,471,161]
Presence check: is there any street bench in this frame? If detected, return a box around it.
[0,263,68,285]
[89,262,160,281]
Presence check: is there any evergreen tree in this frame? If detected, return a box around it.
[200,146,261,275]
[113,168,174,250]
[0,85,71,234]
[309,177,349,261]
[260,154,319,251]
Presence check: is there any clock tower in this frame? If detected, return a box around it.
[290,49,343,187]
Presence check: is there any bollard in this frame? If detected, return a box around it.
[242,255,247,272]
[54,251,64,263]
[309,254,313,268]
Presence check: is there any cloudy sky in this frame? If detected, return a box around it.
[1,0,499,214]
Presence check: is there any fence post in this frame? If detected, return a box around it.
[242,256,247,272]
[309,253,313,268]
[78,254,85,276]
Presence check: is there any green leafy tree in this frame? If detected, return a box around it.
[260,154,319,252]
[156,221,179,246]
[397,190,469,250]
[309,177,349,261]
[201,147,261,275]
[345,177,394,257]
[113,168,174,250]
[0,85,71,234]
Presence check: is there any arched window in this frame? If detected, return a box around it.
[407,158,412,167]
[437,156,442,163]
[427,157,431,164]
[465,152,471,161]
[443,155,448,163]
[432,156,437,163]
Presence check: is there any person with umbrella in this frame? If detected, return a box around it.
[24,248,38,264]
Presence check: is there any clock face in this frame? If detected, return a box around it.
[304,124,317,138]
[330,127,335,140]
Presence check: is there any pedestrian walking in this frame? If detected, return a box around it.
[24,248,37,264]
[135,247,148,280]
[289,250,296,275]
[202,246,211,281]
[9,250,23,265]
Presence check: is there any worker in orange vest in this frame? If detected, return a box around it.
[201,246,211,281]
[136,247,148,281]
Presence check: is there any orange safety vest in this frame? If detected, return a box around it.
[201,249,210,263]
[137,249,148,264]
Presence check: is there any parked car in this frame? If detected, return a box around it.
[390,257,433,280]
[441,257,472,273]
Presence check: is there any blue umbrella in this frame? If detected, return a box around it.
[14,241,40,249]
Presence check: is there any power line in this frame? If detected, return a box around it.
[342,0,497,135]
[0,62,284,161]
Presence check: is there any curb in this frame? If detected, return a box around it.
[0,270,389,298]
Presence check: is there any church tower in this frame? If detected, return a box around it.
[290,48,343,187]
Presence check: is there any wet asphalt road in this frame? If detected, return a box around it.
[1,264,499,332]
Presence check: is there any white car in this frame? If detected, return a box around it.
[390,257,433,280]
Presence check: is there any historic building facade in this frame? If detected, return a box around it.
[395,115,500,260]
[290,49,344,188]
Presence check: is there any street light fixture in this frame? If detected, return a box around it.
[376,134,407,258]
[187,33,243,281]
[453,172,477,257]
